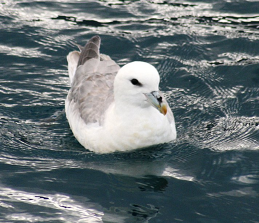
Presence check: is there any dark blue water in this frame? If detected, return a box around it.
[1,0,259,222]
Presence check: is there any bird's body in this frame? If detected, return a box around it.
[65,36,176,153]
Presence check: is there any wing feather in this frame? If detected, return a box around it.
[77,35,101,66]
[67,36,120,125]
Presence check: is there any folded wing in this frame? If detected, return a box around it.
[66,36,120,125]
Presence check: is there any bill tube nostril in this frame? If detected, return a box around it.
[144,91,167,115]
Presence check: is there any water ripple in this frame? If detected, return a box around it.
[0,187,104,222]
[1,0,259,222]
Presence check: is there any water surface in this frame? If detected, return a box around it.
[1,0,259,222]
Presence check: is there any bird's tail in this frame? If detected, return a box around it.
[77,35,101,67]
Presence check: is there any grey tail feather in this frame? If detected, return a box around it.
[77,35,101,67]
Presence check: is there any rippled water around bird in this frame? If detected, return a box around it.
[1,0,259,222]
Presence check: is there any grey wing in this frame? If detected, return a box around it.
[67,36,120,125]
[77,35,101,66]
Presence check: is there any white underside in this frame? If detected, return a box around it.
[65,96,176,153]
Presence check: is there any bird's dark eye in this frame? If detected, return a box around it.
[130,78,142,86]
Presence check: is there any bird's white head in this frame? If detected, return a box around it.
[114,61,167,115]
